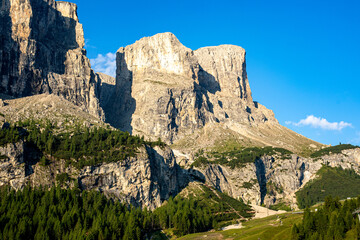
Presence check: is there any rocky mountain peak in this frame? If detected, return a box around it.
[0,0,103,119]
[117,32,198,84]
[194,44,252,103]
[103,33,285,147]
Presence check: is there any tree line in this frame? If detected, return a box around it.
[0,185,152,240]
[0,120,165,169]
[0,185,252,239]
[292,196,360,239]
[296,166,360,209]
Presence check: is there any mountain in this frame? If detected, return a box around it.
[0,0,321,154]
[103,32,321,155]
[1,0,360,221]
[0,0,103,119]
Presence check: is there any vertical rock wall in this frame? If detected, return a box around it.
[107,32,277,143]
[0,0,103,119]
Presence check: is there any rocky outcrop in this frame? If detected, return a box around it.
[0,94,106,129]
[0,0,103,119]
[76,146,187,209]
[106,32,321,154]
[0,141,188,210]
[195,148,360,209]
[0,141,27,190]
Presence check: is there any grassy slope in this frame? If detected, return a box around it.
[296,166,360,208]
[310,144,359,158]
[171,122,323,157]
[178,213,302,240]
[176,182,253,223]
[152,182,254,239]
[191,146,292,169]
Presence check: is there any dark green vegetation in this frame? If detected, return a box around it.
[292,196,360,239]
[296,166,360,209]
[242,179,258,189]
[0,121,165,169]
[191,147,292,169]
[0,185,253,239]
[156,184,253,237]
[197,185,253,224]
[310,144,358,158]
[269,202,292,212]
[56,173,72,186]
[154,197,213,236]
[0,186,154,240]
[0,124,23,146]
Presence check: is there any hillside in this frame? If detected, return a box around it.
[179,212,302,240]
[0,183,254,239]
[0,118,186,210]
[296,166,360,208]
[0,94,106,129]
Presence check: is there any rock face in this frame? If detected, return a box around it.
[106,32,320,154]
[0,141,27,190]
[0,141,188,209]
[196,148,360,209]
[76,146,187,209]
[108,32,275,140]
[0,0,103,119]
[96,72,116,110]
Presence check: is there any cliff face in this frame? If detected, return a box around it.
[96,72,115,110]
[0,141,188,210]
[107,33,276,141]
[194,45,276,125]
[0,141,27,190]
[105,32,319,154]
[196,148,360,209]
[0,0,102,119]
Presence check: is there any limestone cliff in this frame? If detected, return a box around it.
[0,0,103,119]
[96,72,115,110]
[0,141,188,210]
[193,148,360,210]
[0,141,28,190]
[106,32,320,154]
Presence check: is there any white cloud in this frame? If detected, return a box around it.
[286,115,352,131]
[90,52,116,77]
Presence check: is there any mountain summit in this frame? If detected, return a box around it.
[0,0,103,119]
[103,32,320,154]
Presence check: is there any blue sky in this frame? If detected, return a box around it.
[71,0,360,146]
